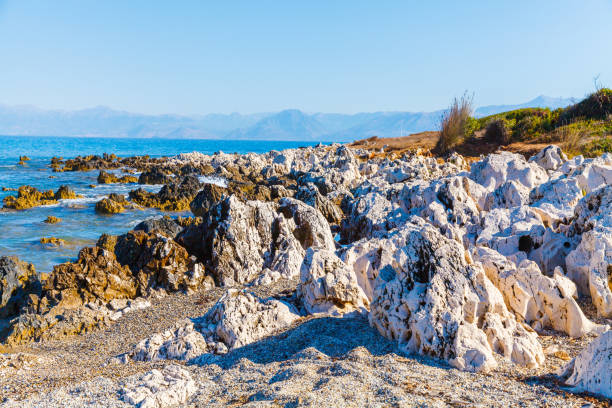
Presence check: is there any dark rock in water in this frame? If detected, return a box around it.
[97,170,138,184]
[3,185,58,209]
[44,215,62,224]
[178,164,200,176]
[130,175,202,211]
[189,184,228,217]
[134,216,183,238]
[0,256,41,319]
[138,168,173,185]
[157,175,202,202]
[95,197,125,214]
[54,185,80,200]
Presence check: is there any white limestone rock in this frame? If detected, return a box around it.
[476,247,607,338]
[556,154,612,193]
[340,191,407,242]
[566,185,612,317]
[560,330,612,399]
[529,176,583,224]
[484,180,530,211]
[469,151,548,192]
[528,145,567,171]
[475,206,543,261]
[131,319,209,362]
[277,197,336,251]
[200,289,300,350]
[401,176,485,243]
[368,221,543,372]
[299,248,369,315]
[120,365,197,408]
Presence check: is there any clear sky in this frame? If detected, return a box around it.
[0,0,611,115]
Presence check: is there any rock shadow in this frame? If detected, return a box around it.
[189,313,451,371]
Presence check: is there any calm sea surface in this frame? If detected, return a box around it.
[0,135,317,273]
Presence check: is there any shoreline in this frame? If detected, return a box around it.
[0,140,611,406]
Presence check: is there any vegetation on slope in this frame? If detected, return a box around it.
[436,88,612,157]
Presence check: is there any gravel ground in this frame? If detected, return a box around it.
[1,285,610,407]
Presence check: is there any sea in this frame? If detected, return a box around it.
[0,135,317,273]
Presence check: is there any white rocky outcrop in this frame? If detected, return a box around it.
[560,330,612,399]
[120,365,197,408]
[202,289,300,349]
[469,151,548,192]
[566,185,612,317]
[131,319,210,362]
[475,247,607,338]
[528,145,567,172]
[529,177,583,224]
[484,180,530,211]
[180,195,334,286]
[560,154,612,194]
[401,176,485,243]
[368,220,544,372]
[298,248,369,315]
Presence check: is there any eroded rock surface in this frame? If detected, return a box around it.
[368,220,544,372]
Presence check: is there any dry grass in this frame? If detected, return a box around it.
[435,93,474,154]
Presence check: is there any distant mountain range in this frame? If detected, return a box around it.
[0,96,575,142]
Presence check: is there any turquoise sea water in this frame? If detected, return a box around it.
[0,135,316,273]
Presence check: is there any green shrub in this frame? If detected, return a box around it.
[513,115,546,141]
[484,119,511,145]
[561,88,612,122]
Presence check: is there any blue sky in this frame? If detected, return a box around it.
[0,0,611,115]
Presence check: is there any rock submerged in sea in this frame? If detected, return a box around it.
[129,175,203,211]
[2,184,82,209]
[95,197,125,214]
[43,216,61,224]
[97,170,138,184]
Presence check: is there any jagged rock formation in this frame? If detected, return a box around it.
[366,220,544,372]
[0,257,40,319]
[298,248,369,315]
[138,168,174,185]
[3,142,612,402]
[566,185,612,317]
[178,196,334,286]
[134,216,183,238]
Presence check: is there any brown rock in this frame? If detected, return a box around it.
[95,198,125,214]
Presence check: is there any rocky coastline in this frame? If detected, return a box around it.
[1,143,611,407]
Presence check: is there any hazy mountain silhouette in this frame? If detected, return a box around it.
[0,96,575,142]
